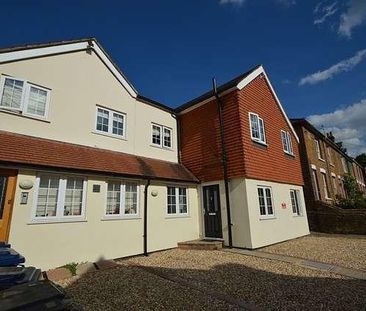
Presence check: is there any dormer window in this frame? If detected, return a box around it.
[249,112,266,144]
[0,75,50,119]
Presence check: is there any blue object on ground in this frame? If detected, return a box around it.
[0,241,11,248]
[0,248,25,266]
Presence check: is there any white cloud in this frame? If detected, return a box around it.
[314,1,338,25]
[307,99,366,156]
[338,0,366,38]
[299,48,366,85]
[219,0,245,6]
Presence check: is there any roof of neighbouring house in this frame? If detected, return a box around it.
[0,131,198,183]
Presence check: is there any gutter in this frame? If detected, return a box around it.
[143,179,151,256]
[213,78,233,248]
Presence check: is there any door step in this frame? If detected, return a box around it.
[177,240,223,250]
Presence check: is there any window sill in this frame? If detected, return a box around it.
[92,130,126,141]
[101,215,141,221]
[0,108,50,123]
[284,151,295,158]
[292,214,303,217]
[165,214,190,219]
[251,139,268,147]
[259,216,276,220]
[150,144,174,152]
[28,218,87,225]
[318,158,326,162]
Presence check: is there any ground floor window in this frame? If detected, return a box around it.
[167,186,188,216]
[257,186,274,218]
[311,168,321,200]
[34,174,86,220]
[290,189,301,216]
[320,172,330,199]
[106,181,139,217]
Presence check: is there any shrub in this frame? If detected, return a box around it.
[336,174,366,209]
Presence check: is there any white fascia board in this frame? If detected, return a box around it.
[0,40,138,98]
[237,66,299,143]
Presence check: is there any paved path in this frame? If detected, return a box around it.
[224,248,366,280]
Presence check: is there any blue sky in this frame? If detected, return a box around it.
[1,0,366,155]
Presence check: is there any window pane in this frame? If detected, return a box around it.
[125,183,138,214]
[265,188,273,215]
[96,108,109,132]
[152,125,161,145]
[290,190,297,214]
[167,187,176,214]
[112,113,124,136]
[258,118,265,142]
[36,176,59,217]
[250,114,259,139]
[64,177,84,216]
[163,128,172,148]
[288,133,293,154]
[107,182,120,215]
[178,187,187,214]
[257,188,266,215]
[1,78,24,109]
[26,86,47,117]
[282,131,288,152]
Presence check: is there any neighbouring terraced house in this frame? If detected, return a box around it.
[291,119,366,209]
[0,38,309,270]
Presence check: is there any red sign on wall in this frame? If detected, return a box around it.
[281,203,287,209]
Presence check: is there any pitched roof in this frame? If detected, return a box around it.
[0,38,173,113]
[0,131,198,183]
[175,64,261,113]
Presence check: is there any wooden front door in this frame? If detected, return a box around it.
[203,185,222,238]
[0,169,17,242]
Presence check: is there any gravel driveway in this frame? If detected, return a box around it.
[261,233,366,271]
[64,249,366,310]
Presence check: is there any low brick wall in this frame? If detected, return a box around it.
[307,202,366,235]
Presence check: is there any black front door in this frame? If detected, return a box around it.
[203,185,222,238]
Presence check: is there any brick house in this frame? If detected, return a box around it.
[291,119,366,209]
[0,38,310,269]
[178,65,309,249]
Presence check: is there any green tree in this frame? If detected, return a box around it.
[355,153,366,168]
[337,174,366,209]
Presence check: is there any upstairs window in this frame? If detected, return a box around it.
[249,113,266,144]
[95,107,126,138]
[281,130,293,155]
[341,157,348,173]
[151,123,172,149]
[0,75,50,119]
[257,186,274,218]
[315,140,324,161]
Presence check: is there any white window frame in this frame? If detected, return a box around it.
[0,75,51,120]
[315,140,324,161]
[95,106,126,139]
[311,166,320,200]
[166,186,189,217]
[341,157,348,173]
[331,173,337,195]
[249,112,266,145]
[31,174,87,223]
[281,130,294,155]
[257,186,275,219]
[104,180,140,219]
[320,170,330,200]
[290,189,302,216]
[151,123,173,149]
[327,147,334,166]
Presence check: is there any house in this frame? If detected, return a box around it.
[291,119,366,208]
[0,39,200,270]
[177,65,310,249]
[0,38,309,269]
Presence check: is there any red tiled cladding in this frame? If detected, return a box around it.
[237,76,303,185]
[0,131,198,183]
[180,92,245,182]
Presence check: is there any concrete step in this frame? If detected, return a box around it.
[178,239,223,250]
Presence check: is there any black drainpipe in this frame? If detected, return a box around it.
[213,78,233,248]
[143,179,151,256]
